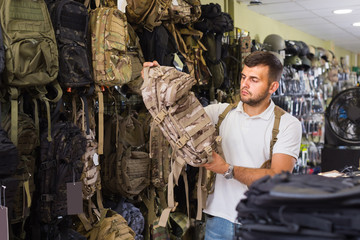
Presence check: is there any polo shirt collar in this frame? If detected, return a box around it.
[236,100,275,120]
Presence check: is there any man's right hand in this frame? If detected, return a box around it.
[141,61,159,79]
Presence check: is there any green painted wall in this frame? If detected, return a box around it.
[201,0,357,67]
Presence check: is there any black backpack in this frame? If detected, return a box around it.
[0,127,18,177]
[138,25,189,73]
[47,0,92,89]
[37,120,86,223]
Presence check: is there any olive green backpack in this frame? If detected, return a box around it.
[0,0,62,146]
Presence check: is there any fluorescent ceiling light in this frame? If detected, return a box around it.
[333,9,352,14]
[353,22,360,27]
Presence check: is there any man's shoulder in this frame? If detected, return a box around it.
[204,102,232,125]
[279,109,302,129]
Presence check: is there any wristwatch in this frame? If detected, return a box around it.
[223,165,234,179]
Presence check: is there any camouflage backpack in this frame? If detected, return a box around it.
[89,6,132,154]
[102,113,150,199]
[79,208,135,240]
[47,0,93,90]
[149,121,171,189]
[141,66,222,227]
[163,0,201,25]
[0,0,62,146]
[125,0,172,32]
[37,121,86,223]
[75,107,101,201]
[121,24,145,96]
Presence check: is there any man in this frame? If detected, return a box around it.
[201,51,302,240]
[142,51,301,240]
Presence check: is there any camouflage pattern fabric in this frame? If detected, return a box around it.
[149,120,171,189]
[105,199,145,240]
[121,24,145,96]
[141,66,218,167]
[75,108,101,200]
[89,7,132,87]
[47,0,93,88]
[163,0,201,25]
[125,0,172,32]
[82,208,135,240]
[141,66,221,226]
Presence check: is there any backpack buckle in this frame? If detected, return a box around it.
[154,109,168,124]
[41,194,54,202]
[204,146,212,156]
[176,133,191,149]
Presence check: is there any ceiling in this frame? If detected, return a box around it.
[239,0,360,53]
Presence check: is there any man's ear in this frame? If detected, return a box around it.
[269,81,279,94]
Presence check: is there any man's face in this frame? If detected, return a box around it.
[240,65,278,106]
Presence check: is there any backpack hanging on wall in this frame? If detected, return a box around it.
[47,0,93,89]
[37,121,86,223]
[89,5,132,154]
[0,0,62,146]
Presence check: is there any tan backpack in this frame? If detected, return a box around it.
[163,0,201,25]
[125,0,172,32]
[141,66,221,227]
[89,6,132,154]
[79,208,135,240]
[75,105,101,200]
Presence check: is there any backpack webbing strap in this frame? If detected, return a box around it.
[215,103,238,135]
[95,86,104,155]
[141,187,156,240]
[260,105,286,169]
[157,156,186,227]
[270,105,286,158]
[9,87,19,146]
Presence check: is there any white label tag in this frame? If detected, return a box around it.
[172,0,179,5]
[0,207,9,240]
[93,153,99,166]
[325,62,330,69]
[67,182,83,215]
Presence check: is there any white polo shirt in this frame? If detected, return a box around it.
[203,100,302,223]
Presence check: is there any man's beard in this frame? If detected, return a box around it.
[240,87,269,106]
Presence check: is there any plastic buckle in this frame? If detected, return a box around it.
[41,194,54,202]
[204,146,212,155]
[176,133,190,149]
[154,109,167,124]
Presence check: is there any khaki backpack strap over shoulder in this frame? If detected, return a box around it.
[269,105,286,158]
[260,105,286,169]
[215,103,238,135]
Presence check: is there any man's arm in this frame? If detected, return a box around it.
[203,151,296,187]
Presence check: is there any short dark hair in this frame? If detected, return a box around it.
[244,51,283,82]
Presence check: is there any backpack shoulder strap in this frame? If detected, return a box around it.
[215,102,238,134]
[269,105,286,158]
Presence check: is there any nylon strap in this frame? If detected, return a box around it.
[9,87,19,146]
[261,105,286,168]
[270,105,286,158]
[215,103,237,135]
[96,86,104,154]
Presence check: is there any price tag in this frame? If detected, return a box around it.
[172,0,179,5]
[67,182,83,215]
[93,153,99,166]
[0,207,9,240]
